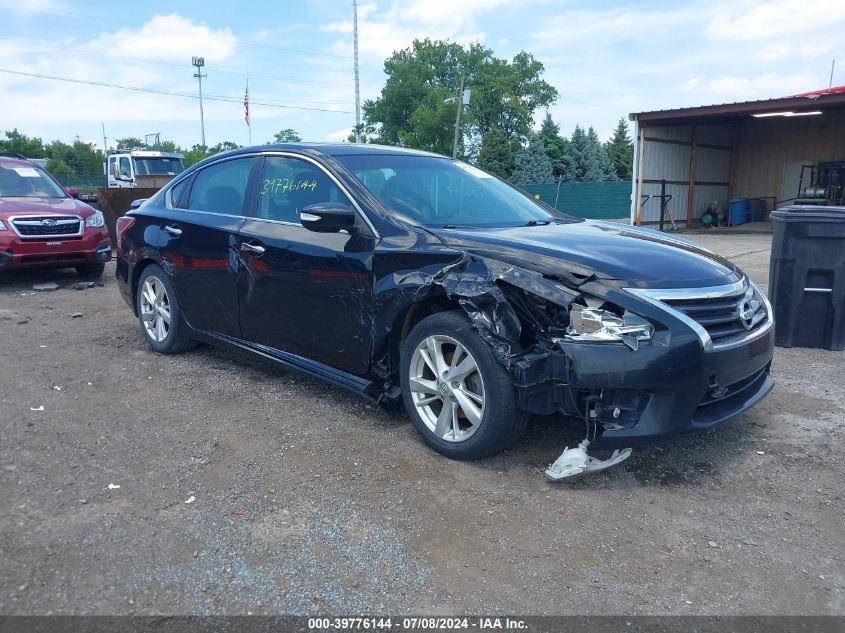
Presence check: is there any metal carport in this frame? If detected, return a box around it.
[628,87,845,226]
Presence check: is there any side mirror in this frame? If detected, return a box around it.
[66,187,79,199]
[300,202,357,233]
[129,198,147,210]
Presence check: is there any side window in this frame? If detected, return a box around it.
[187,157,255,215]
[119,157,131,178]
[169,178,190,208]
[256,156,350,223]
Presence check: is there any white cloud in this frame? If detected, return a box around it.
[704,0,845,41]
[326,127,352,142]
[319,0,530,58]
[0,0,63,15]
[87,13,237,62]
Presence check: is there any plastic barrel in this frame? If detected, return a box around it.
[729,198,749,225]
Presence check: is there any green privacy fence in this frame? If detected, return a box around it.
[55,175,106,192]
[518,180,632,220]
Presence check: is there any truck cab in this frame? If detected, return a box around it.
[105,150,185,189]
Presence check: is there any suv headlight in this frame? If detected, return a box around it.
[86,211,105,228]
[566,301,654,350]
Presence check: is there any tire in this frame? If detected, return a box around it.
[400,310,528,460]
[76,263,105,279]
[135,264,196,354]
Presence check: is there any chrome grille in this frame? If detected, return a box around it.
[11,215,82,238]
[662,286,767,343]
[624,278,773,351]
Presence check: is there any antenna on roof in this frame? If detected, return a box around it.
[830,59,836,90]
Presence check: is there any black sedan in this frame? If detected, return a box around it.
[115,144,774,460]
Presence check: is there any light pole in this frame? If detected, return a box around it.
[192,56,207,148]
[444,75,471,158]
[353,0,361,143]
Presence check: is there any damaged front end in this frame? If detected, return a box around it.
[390,253,662,438]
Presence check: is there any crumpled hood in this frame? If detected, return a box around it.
[428,220,741,288]
[0,197,94,219]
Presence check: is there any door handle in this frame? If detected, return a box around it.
[164,225,182,237]
[240,242,266,255]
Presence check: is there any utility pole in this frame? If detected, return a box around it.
[101,122,108,153]
[353,0,361,143]
[445,74,470,158]
[192,56,207,147]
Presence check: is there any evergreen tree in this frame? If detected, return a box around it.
[587,127,618,181]
[476,127,520,180]
[569,125,617,181]
[604,118,634,179]
[537,112,574,181]
[511,133,554,184]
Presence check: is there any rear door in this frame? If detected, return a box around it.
[158,155,258,337]
[237,154,375,374]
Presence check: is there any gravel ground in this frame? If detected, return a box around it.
[0,232,842,616]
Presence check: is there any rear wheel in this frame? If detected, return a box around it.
[136,264,196,354]
[400,311,528,460]
[75,263,105,279]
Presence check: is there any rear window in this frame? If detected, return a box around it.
[0,163,67,198]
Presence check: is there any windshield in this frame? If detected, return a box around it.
[0,163,67,198]
[336,154,565,228]
[134,157,184,176]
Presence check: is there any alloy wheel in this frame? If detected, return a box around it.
[140,276,172,343]
[409,334,485,442]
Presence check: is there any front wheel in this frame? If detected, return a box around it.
[136,264,196,354]
[400,311,528,460]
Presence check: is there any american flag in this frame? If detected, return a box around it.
[244,81,250,126]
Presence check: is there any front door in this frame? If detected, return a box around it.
[237,154,374,375]
[158,156,257,337]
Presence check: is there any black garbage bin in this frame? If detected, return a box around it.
[769,205,845,350]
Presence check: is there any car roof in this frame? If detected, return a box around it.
[0,154,40,168]
[228,143,448,159]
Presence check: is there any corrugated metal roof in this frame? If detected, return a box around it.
[630,86,845,124]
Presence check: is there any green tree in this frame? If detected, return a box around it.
[0,129,46,157]
[159,140,180,153]
[604,118,634,179]
[44,138,104,176]
[569,125,617,181]
[362,39,557,157]
[511,134,554,184]
[209,141,241,154]
[476,127,520,180]
[114,137,144,150]
[182,144,211,168]
[272,128,302,143]
[537,112,574,181]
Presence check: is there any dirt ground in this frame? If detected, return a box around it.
[0,231,842,616]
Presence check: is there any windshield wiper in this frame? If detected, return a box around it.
[523,220,552,227]
[440,224,477,229]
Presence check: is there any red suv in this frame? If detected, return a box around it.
[0,154,111,277]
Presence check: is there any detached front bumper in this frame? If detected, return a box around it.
[0,229,111,270]
[513,317,775,448]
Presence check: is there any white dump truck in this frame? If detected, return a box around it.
[105,150,185,189]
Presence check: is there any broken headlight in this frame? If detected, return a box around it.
[565,300,653,350]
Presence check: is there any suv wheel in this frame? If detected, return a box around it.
[400,311,528,460]
[136,264,196,354]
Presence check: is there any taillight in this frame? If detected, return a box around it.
[115,216,136,252]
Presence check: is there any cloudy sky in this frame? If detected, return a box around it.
[1,0,843,151]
